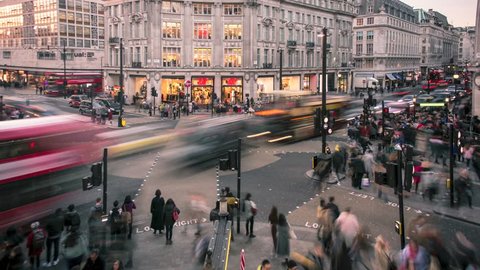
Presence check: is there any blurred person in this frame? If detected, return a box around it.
[463,144,474,168]
[111,259,124,270]
[88,201,106,252]
[452,232,479,270]
[362,150,377,183]
[413,161,423,193]
[0,245,24,270]
[349,226,374,270]
[192,234,210,265]
[257,259,272,270]
[107,109,113,125]
[62,229,88,270]
[330,228,352,270]
[326,196,340,221]
[276,213,290,258]
[64,204,81,232]
[316,199,333,251]
[163,198,180,245]
[349,153,366,190]
[188,193,210,236]
[456,169,473,208]
[400,239,430,270]
[150,189,165,234]
[268,206,279,253]
[121,195,136,239]
[44,208,64,267]
[209,201,220,222]
[109,200,125,240]
[332,145,345,181]
[243,193,256,238]
[90,198,102,216]
[373,235,396,270]
[82,249,105,270]
[26,221,46,269]
[335,207,360,248]
[2,227,23,253]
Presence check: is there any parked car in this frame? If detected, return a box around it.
[79,100,105,115]
[68,95,88,108]
[95,98,121,114]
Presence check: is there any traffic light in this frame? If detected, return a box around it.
[383,107,389,118]
[151,87,158,97]
[82,176,93,191]
[91,162,103,186]
[228,149,238,170]
[313,108,321,134]
[395,221,402,235]
[327,111,335,135]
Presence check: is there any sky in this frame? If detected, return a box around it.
[400,0,477,27]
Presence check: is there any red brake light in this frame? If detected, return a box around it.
[29,141,36,149]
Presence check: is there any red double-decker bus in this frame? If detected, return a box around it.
[43,73,103,97]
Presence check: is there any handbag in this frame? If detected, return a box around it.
[287,222,297,240]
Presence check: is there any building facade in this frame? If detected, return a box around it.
[353,0,420,89]
[415,9,459,72]
[103,0,357,107]
[454,27,476,65]
[0,0,105,85]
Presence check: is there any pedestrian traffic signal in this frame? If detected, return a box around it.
[91,162,103,186]
[395,221,402,235]
[219,158,230,171]
[228,149,238,170]
[151,87,158,97]
[82,176,93,191]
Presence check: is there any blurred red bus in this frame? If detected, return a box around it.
[0,115,109,231]
[43,73,103,97]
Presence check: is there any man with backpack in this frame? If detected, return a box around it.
[109,200,125,240]
[64,204,81,232]
[26,221,46,269]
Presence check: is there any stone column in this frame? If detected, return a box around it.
[183,1,193,66]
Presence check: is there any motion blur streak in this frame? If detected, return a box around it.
[268,135,293,143]
[108,134,174,158]
[246,131,271,138]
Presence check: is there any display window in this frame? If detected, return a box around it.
[281,75,300,91]
[192,77,214,105]
[221,77,243,104]
[161,77,184,102]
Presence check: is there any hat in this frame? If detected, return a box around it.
[30,221,39,229]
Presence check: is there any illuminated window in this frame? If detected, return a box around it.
[224,48,242,67]
[76,13,82,24]
[193,23,212,40]
[224,24,242,40]
[162,1,181,13]
[67,0,74,10]
[224,4,242,16]
[59,11,66,22]
[193,3,212,15]
[193,48,211,67]
[68,12,74,23]
[356,18,363,26]
[162,22,181,39]
[76,26,83,37]
[163,47,181,67]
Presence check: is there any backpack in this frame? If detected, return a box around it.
[32,229,45,249]
[122,211,132,224]
[172,208,179,221]
[111,208,122,224]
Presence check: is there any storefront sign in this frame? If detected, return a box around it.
[194,77,212,86]
[73,52,95,58]
[224,77,240,85]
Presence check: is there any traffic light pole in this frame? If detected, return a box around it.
[103,148,108,214]
[118,39,124,127]
[321,27,327,154]
[236,138,241,234]
[381,100,385,138]
[397,150,406,249]
[449,124,454,207]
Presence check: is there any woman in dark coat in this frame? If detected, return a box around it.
[268,206,278,254]
[150,189,165,234]
[276,213,290,257]
[163,199,180,245]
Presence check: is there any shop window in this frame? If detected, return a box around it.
[194,23,212,40]
[224,24,242,40]
[224,48,242,67]
[224,4,242,16]
[193,3,212,15]
[163,47,181,67]
[162,1,181,13]
[192,77,214,105]
[221,77,243,104]
[161,78,184,101]
[193,48,211,67]
[162,22,181,39]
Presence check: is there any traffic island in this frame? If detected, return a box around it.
[305,169,338,184]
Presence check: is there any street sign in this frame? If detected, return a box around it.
[185,80,191,88]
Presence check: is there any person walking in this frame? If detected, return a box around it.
[456,169,473,208]
[26,222,46,269]
[399,239,431,270]
[82,249,105,270]
[276,214,290,258]
[373,235,395,270]
[150,189,165,234]
[335,207,360,249]
[325,196,340,221]
[109,200,124,240]
[163,198,180,245]
[243,193,256,238]
[332,145,345,181]
[62,230,88,270]
[362,150,376,183]
[349,153,366,189]
[44,208,64,267]
[267,206,279,253]
[111,259,124,270]
[107,109,113,125]
[463,144,474,168]
[121,195,136,239]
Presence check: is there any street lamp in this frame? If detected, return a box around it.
[117,38,125,127]
[318,27,328,153]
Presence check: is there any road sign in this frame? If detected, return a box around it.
[185,80,191,88]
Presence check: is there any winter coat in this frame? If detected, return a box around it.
[64,210,81,231]
[350,157,366,174]
[276,224,290,256]
[61,232,88,260]
[150,196,165,230]
[26,228,46,256]
[46,214,64,239]
[163,204,180,226]
[332,151,344,170]
[82,257,105,270]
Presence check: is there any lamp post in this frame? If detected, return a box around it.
[320,27,328,153]
[117,38,124,127]
[277,49,283,90]
[453,74,459,95]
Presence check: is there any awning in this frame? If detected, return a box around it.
[393,73,403,80]
[386,74,396,80]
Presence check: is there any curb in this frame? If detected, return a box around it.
[432,209,480,227]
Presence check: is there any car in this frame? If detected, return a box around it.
[397,95,415,103]
[68,95,88,108]
[415,94,435,103]
[79,100,105,115]
[95,98,121,114]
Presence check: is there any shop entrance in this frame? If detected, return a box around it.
[192,77,214,109]
[221,77,243,104]
[161,77,185,102]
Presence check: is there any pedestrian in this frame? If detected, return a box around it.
[90,198,102,216]
[82,249,105,270]
[349,153,366,189]
[107,109,113,125]
[373,235,395,270]
[0,245,24,270]
[399,239,431,270]
[150,189,165,234]
[464,144,474,167]
[456,169,473,208]
[111,259,124,270]
[276,213,290,258]
[243,193,256,238]
[209,201,220,222]
[26,221,46,269]
[163,198,180,245]
[267,206,279,253]
[316,199,333,251]
[362,150,376,183]
[335,207,360,248]
[88,200,106,251]
[121,195,136,239]
[325,196,340,221]
[61,230,88,270]
[44,208,64,267]
[109,200,124,240]
[64,204,81,232]
[332,145,345,181]
[257,259,272,270]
